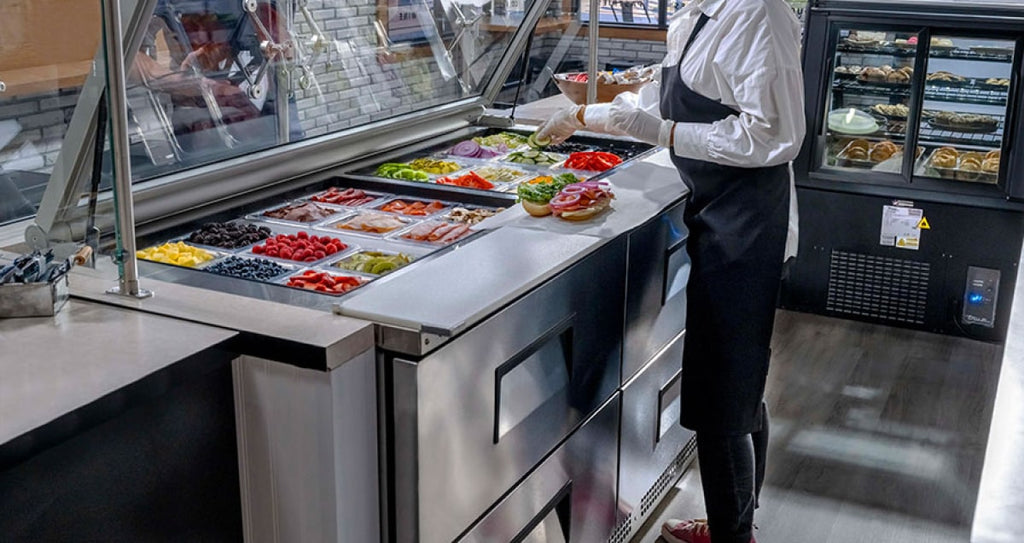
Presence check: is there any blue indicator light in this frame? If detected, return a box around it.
[968,293,985,304]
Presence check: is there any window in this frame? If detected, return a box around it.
[580,0,806,29]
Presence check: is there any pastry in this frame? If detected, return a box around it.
[985,78,1010,87]
[960,160,980,172]
[849,139,871,152]
[962,151,984,164]
[862,67,887,81]
[872,103,910,119]
[931,111,999,130]
[927,71,966,83]
[985,150,1001,161]
[932,147,958,168]
[982,158,1000,174]
[844,147,869,160]
[931,37,955,48]
[835,65,864,76]
[870,146,894,162]
[887,70,911,83]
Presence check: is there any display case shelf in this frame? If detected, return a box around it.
[836,44,1013,63]
[918,124,1003,147]
[833,80,1009,107]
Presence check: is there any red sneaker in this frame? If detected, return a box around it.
[660,519,756,543]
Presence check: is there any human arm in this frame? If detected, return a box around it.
[670,64,805,167]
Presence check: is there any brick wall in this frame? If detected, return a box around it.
[0,89,78,174]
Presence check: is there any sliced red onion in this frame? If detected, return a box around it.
[451,140,482,157]
[549,193,582,210]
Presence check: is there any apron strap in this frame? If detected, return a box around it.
[682,12,712,59]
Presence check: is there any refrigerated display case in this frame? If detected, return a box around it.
[13,0,696,541]
[787,0,1024,341]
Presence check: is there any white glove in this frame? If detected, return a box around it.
[608,96,674,147]
[536,105,584,145]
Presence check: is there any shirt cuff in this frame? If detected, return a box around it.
[671,122,713,161]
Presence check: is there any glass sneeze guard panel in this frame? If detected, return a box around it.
[123,0,537,182]
[821,27,921,177]
[0,1,102,226]
[915,35,1014,185]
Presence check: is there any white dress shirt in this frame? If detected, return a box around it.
[626,0,805,259]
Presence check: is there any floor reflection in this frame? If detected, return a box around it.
[636,310,1002,542]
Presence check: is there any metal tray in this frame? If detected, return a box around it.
[172,219,276,254]
[201,254,301,283]
[327,249,419,277]
[0,274,70,318]
[370,196,454,218]
[247,200,350,227]
[317,210,417,238]
[276,268,371,296]
[303,187,392,208]
[389,219,476,246]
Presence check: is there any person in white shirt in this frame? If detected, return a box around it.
[537,0,805,541]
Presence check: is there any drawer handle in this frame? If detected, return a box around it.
[493,314,575,443]
[661,237,690,307]
[656,368,683,446]
[511,480,573,543]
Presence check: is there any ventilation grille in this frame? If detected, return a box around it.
[607,436,698,543]
[826,250,930,325]
[607,514,633,543]
[640,437,697,517]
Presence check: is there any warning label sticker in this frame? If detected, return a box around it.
[881,205,923,250]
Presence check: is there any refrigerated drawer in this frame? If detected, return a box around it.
[458,394,620,543]
[623,201,690,382]
[616,331,696,542]
[388,238,626,543]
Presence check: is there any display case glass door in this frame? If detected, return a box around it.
[915,35,1016,186]
[820,25,924,178]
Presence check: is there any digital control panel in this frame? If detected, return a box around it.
[962,266,1000,328]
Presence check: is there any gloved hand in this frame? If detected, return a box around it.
[608,97,674,147]
[536,105,584,145]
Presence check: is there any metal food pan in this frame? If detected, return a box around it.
[369,196,456,218]
[275,267,371,297]
[464,164,534,185]
[316,210,418,239]
[326,249,419,277]
[440,204,510,226]
[136,242,228,270]
[431,170,513,193]
[170,219,276,254]
[246,200,351,228]
[201,253,302,283]
[302,186,393,208]
[388,219,476,247]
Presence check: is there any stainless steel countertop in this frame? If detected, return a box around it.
[478,149,687,239]
[337,226,603,337]
[0,297,237,444]
[68,260,375,370]
[972,243,1024,542]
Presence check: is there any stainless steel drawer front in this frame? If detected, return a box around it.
[390,239,626,543]
[618,331,695,535]
[460,395,621,543]
[624,201,690,383]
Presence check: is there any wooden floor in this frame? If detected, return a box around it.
[634,310,1004,543]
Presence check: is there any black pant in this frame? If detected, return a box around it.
[696,403,770,543]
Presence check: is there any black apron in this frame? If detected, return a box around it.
[663,12,790,435]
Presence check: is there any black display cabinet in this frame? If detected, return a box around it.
[784,0,1024,342]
